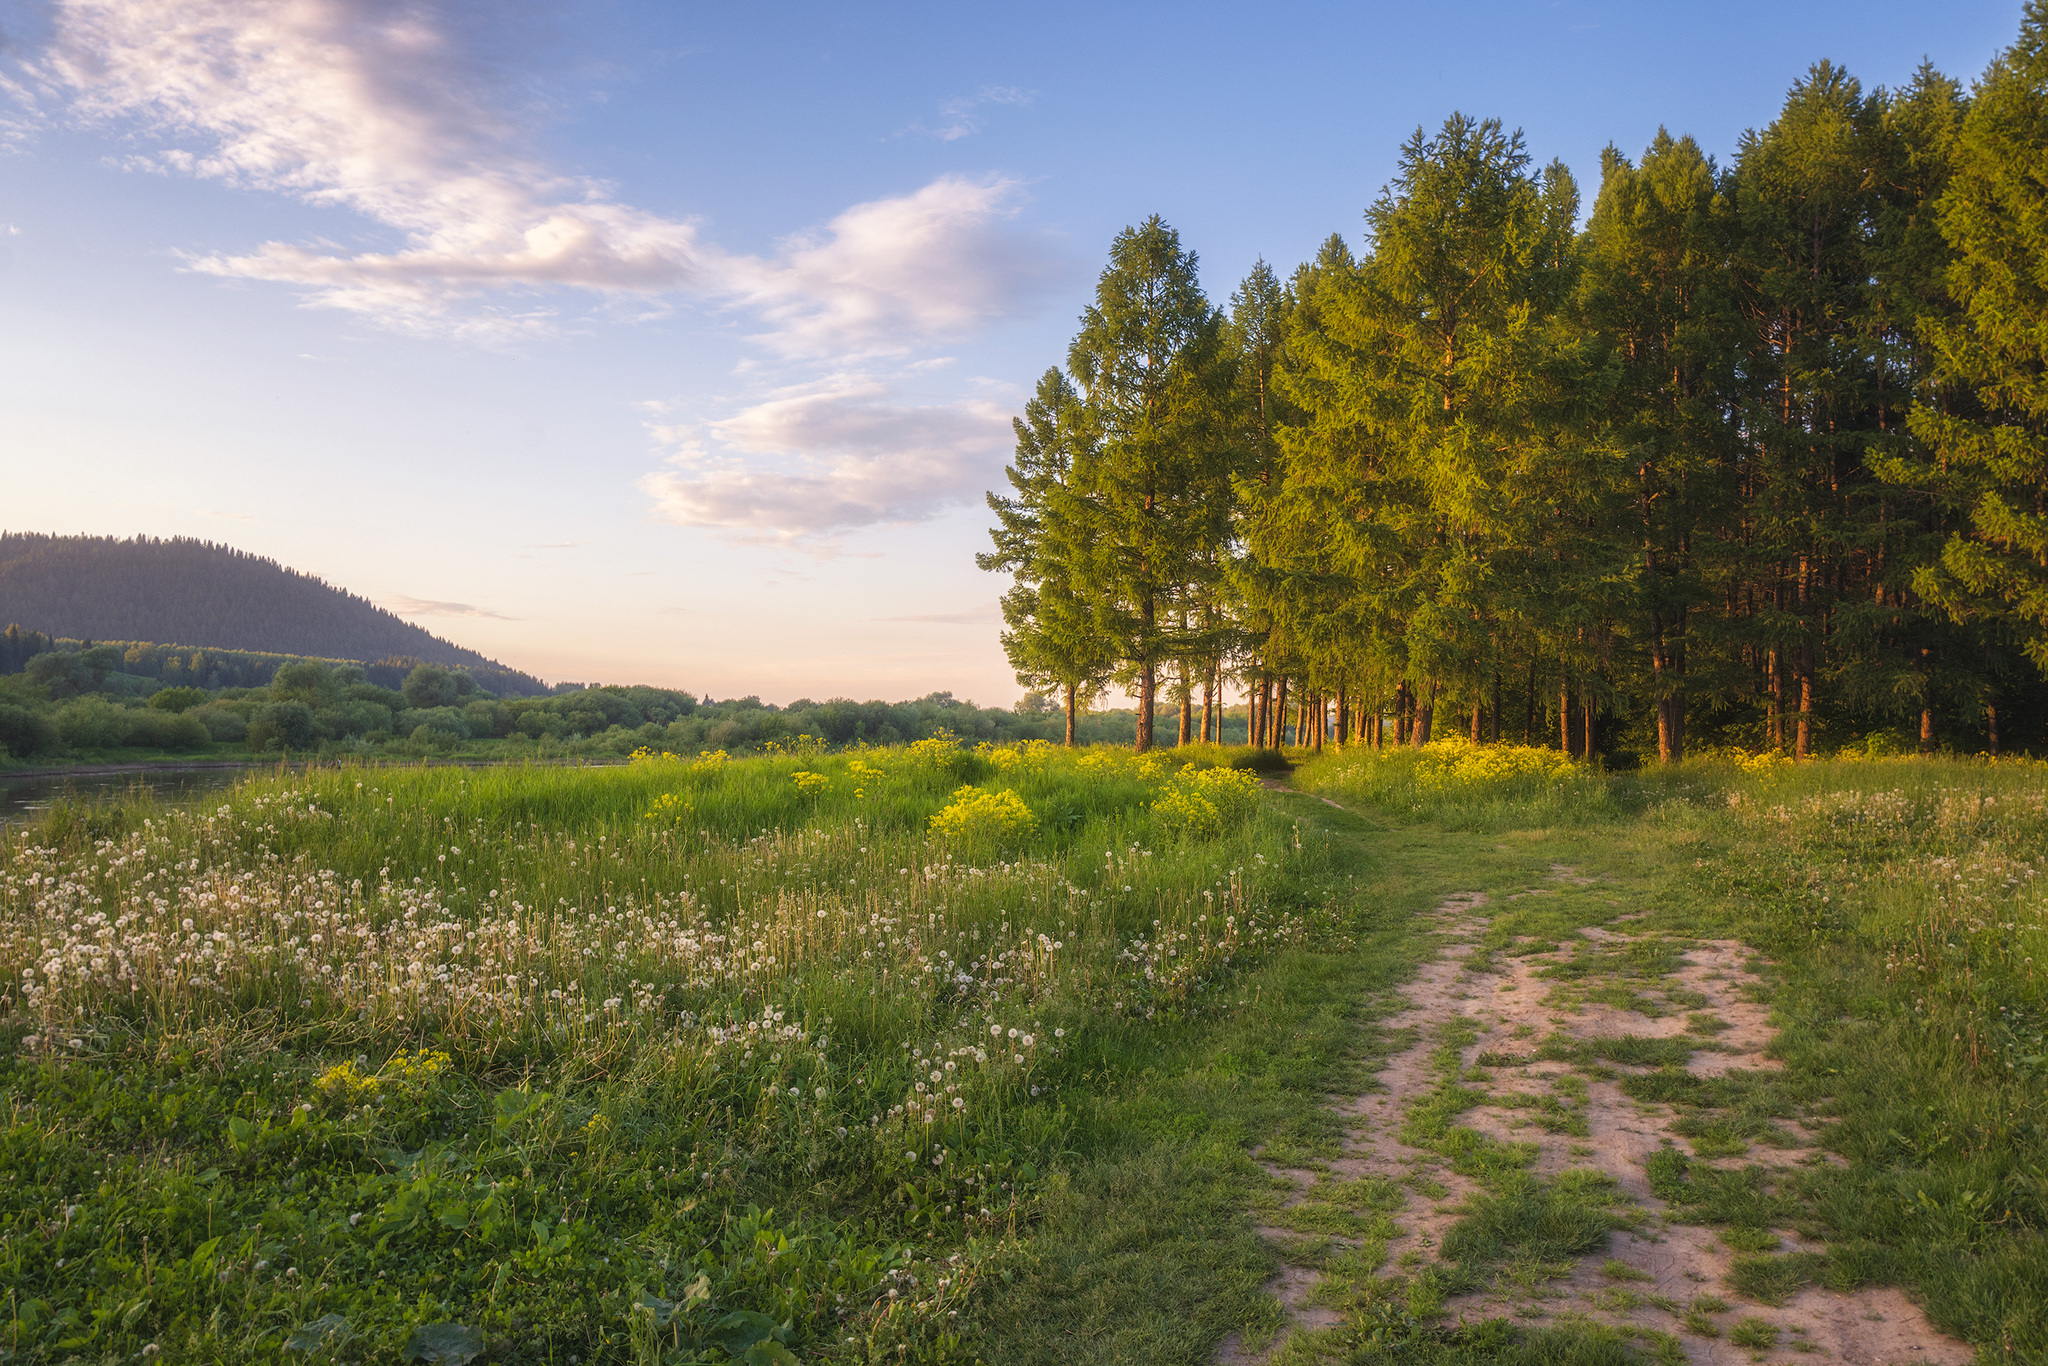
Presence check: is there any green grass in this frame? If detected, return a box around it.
[0,741,1396,1363]
[9,739,2047,1362]
[1297,745,2048,1360]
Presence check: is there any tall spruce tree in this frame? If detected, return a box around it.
[979,369,1116,744]
[1580,131,1741,762]
[1066,217,1238,752]
[1906,3,2048,671]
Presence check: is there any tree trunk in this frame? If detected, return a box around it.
[1135,660,1156,754]
[1768,647,1782,751]
[1201,673,1214,745]
[1063,682,1077,747]
[1394,682,1410,746]
[1490,670,1501,744]
[1273,676,1290,750]
[1920,706,1936,755]
[1583,697,1597,763]
[1796,557,1813,761]
[1523,657,1537,743]
[1412,679,1436,748]
[1336,687,1348,750]
[1470,701,1482,742]
[1987,703,2000,757]
[1178,679,1192,747]
[1560,671,1572,756]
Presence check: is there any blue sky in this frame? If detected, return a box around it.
[0,0,2024,702]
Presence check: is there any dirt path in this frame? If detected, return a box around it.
[1222,837,1971,1366]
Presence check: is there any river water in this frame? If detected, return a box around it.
[0,766,258,827]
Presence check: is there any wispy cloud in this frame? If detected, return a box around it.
[11,2,1070,348]
[911,85,1033,142]
[20,0,707,338]
[384,594,517,620]
[638,375,1012,543]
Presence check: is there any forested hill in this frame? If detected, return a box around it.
[0,534,548,694]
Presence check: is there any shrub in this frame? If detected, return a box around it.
[0,703,58,758]
[929,786,1036,845]
[147,686,209,713]
[248,700,317,751]
[192,704,248,742]
[122,708,210,751]
[410,723,462,753]
[54,695,133,750]
[1153,763,1264,840]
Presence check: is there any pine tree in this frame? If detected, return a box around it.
[979,369,1116,744]
[1906,3,2048,670]
[1066,217,1238,752]
[1580,131,1741,762]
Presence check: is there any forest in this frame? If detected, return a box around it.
[982,17,2048,762]
[0,535,548,694]
[0,639,1096,764]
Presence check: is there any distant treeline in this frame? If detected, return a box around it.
[0,533,549,694]
[0,642,1070,763]
[0,627,551,699]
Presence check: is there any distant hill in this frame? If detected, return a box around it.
[0,533,550,695]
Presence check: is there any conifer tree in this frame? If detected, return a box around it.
[1906,2,2048,670]
[1580,131,1740,762]
[980,369,1116,744]
[1066,217,1238,752]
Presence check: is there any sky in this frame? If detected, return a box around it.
[0,0,2027,704]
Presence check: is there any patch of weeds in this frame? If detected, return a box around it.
[1498,1090,1592,1136]
[1718,1226,1780,1254]
[1601,1259,1653,1281]
[1686,1012,1732,1035]
[1729,1317,1781,1349]
[1727,1252,1827,1307]
[1590,1287,1645,1312]
[1406,1173,1451,1200]
[1476,1050,1535,1068]
[1641,1328,1689,1366]
[1541,1033,1697,1068]
[1644,1148,1794,1228]
[1276,1201,1400,1241]
[1684,1127,1751,1159]
[1682,1304,1723,1338]
[1441,1173,1628,1269]
[1271,1233,1334,1268]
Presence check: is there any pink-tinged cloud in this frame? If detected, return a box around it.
[638,376,1013,541]
[20,1,1072,347]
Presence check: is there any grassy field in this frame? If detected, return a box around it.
[2,739,2042,1364]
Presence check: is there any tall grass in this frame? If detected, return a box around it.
[0,740,1342,1363]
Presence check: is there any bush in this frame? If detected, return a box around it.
[248,700,316,751]
[54,695,133,750]
[0,703,58,758]
[192,704,248,742]
[929,786,1037,846]
[147,686,210,713]
[409,723,462,753]
[400,706,470,740]
[1152,764,1264,840]
[122,708,210,751]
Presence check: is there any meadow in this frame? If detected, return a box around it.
[0,740,1396,1365]
[3,738,2043,1365]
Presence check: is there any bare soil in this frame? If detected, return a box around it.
[1221,859,1971,1366]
